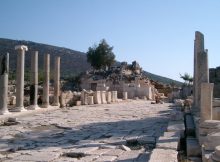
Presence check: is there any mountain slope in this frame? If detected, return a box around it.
[0,38,182,85]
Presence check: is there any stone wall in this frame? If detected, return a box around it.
[209,67,220,98]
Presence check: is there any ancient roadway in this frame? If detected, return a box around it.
[0,100,181,162]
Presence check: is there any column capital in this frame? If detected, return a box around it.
[15,45,28,51]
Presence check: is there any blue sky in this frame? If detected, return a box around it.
[1,0,220,81]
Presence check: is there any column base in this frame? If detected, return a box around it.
[0,109,11,115]
[11,106,27,112]
[41,104,50,108]
[52,102,60,107]
[27,105,41,110]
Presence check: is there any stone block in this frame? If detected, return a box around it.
[212,107,220,120]
[88,96,94,105]
[149,148,178,162]
[101,91,107,104]
[94,91,102,104]
[75,100,81,106]
[186,137,201,157]
[204,132,220,151]
[156,136,179,150]
[106,91,111,104]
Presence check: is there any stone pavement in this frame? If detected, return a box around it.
[0,100,180,162]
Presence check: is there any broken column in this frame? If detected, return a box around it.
[94,91,101,104]
[28,51,40,110]
[52,56,60,106]
[101,91,107,104]
[0,53,11,115]
[15,45,28,112]
[88,96,94,105]
[193,31,209,111]
[200,83,214,121]
[107,91,111,104]
[42,54,50,108]
[111,91,118,103]
[123,91,128,100]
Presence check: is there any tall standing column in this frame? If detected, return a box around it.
[28,51,40,110]
[15,45,28,112]
[193,31,209,111]
[0,53,11,115]
[52,56,60,106]
[42,54,50,108]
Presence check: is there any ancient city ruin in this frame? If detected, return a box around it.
[0,31,220,162]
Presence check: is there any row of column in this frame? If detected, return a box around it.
[0,45,60,115]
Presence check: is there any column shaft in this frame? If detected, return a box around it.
[29,51,40,109]
[0,53,10,115]
[42,54,50,108]
[15,45,28,112]
[53,56,60,106]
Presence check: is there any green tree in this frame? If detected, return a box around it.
[180,73,193,85]
[87,39,115,69]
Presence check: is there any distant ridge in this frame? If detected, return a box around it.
[0,38,182,86]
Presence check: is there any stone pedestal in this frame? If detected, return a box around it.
[42,54,50,108]
[200,83,214,121]
[94,91,101,104]
[107,91,111,104]
[14,45,28,112]
[0,53,11,115]
[88,96,94,105]
[52,57,60,106]
[111,91,118,103]
[211,145,220,162]
[101,91,107,104]
[123,91,128,100]
[81,90,88,105]
[28,51,40,110]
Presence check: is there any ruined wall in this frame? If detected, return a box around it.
[209,67,220,98]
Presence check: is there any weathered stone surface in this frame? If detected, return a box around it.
[0,53,10,115]
[15,45,28,112]
[0,101,176,162]
[200,83,214,121]
[149,148,178,162]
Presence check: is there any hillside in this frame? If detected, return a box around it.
[0,38,90,78]
[0,38,182,86]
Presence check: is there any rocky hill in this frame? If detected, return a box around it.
[0,38,182,86]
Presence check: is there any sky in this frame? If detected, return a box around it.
[0,0,220,81]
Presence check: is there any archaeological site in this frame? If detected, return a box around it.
[0,31,219,162]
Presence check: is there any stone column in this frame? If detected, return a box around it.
[0,53,11,115]
[107,91,111,104]
[52,56,60,106]
[15,45,28,112]
[200,83,213,121]
[94,91,101,104]
[88,96,94,105]
[123,91,128,100]
[28,51,40,110]
[193,31,209,111]
[42,54,50,108]
[101,91,107,104]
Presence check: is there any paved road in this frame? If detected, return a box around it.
[0,100,175,162]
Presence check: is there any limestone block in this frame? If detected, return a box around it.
[88,96,94,105]
[9,96,16,105]
[204,132,220,151]
[75,101,81,106]
[156,136,179,150]
[200,83,214,121]
[149,148,178,162]
[101,91,107,104]
[111,91,117,103]
[212,107,220,120]
[123,92,127,100]
[199,120,220,136]
[211,145,220,162]
[106,91,111,104]
[94,91,101,104]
